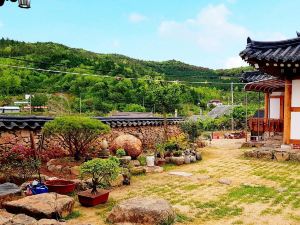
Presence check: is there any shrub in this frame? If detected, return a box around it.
[0,145,40,182]
[116,149,126,158]
[43,116,110,161]
[80,157,120,194]
[173,150,183,157]
[137,155,147,166]
[180,120,202,142]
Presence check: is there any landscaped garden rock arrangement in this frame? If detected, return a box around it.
[110,134,142,158]
[3,193,75,219]
[244,147,300,162]
[107,197,175,225]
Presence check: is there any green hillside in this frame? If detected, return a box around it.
[0,39,255,117]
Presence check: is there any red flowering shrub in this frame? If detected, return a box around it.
[39,146,67,162]
[0,145,40,182]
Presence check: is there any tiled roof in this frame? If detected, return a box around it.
[240,33,300,63]
[0,116,183,130]
[241,71,285,93]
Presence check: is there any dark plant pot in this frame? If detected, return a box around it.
[155,158,166,166]
[45,179,76,195]
[78,189,110,207]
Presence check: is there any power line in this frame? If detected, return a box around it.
[0,56,242,79]
[0,63,247,86]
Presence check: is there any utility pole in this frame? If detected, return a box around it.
[29,94,32,115]
[231,82,234,131]
[79,94,82,115]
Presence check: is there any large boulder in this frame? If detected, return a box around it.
[107,197,175,225]
[3,193,74,220]
[110,134,142,158]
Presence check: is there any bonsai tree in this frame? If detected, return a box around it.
[80,157,120,194]
[43,116,110,161]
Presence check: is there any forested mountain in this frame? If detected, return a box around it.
[0,38,255,116]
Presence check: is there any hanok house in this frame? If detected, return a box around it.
[240,33,300,153]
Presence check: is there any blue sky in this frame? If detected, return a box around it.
[0,0,299,69]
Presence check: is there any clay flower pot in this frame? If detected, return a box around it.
[155,158,166,166]
[45,179,76,195]
[78,189,110,207]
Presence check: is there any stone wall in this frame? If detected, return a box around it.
[0,125,183,153]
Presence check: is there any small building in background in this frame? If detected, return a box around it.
[207,99,223,108]
[0,106,20,114]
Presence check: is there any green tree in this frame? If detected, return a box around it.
[150,82,182,140]
[43,116,110,160]
[123,104,146,112]
[31,94,48,111]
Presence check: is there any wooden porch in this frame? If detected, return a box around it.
[248,118,284,133]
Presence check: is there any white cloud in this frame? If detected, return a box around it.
[224,56,248,69]
[158,4,250,51]
[128,13,147,23]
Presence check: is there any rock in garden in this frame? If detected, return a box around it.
[110,134,142,158]
[144,166,164,173]
[10,214,38,225]
[171,156,184,166]
[130,167,146,176]
[70,166,80,176]
[218,178,232,185]
[111,174,124,187]
[257,150,273,160]
[107,197,175,225]
[0,183,22,198]
[3,193,75,220]
[168,171,193,177]
[274,151,290,161]
[0,209,13,224]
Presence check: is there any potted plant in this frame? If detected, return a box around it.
[78,157,120,207]
[155,144,166,166]
[116,149,131,166]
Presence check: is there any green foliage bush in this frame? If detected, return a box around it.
[116,149,126,158]
[43,116,110,160]
[80,157,120,193]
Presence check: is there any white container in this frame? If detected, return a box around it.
[146,156,155,167]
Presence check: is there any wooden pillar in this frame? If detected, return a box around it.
[264,92,270,123]
[283,79,292,145]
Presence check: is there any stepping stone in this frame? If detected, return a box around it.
[0,183,22,198]
[218,178,232,185]
[168,171,193,177]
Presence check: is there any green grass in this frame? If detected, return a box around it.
[176,212,194,223]
[227,185,277,203]
[180,184,199,191]
[162,164,177,172]
[63,211,82,220]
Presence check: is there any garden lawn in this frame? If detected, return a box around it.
[67,139,300,225]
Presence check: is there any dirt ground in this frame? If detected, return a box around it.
[68,139,300,225]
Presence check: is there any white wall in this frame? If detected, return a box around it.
[291,112,300,140]
[292,80,300,107]
[269,98,281,119]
